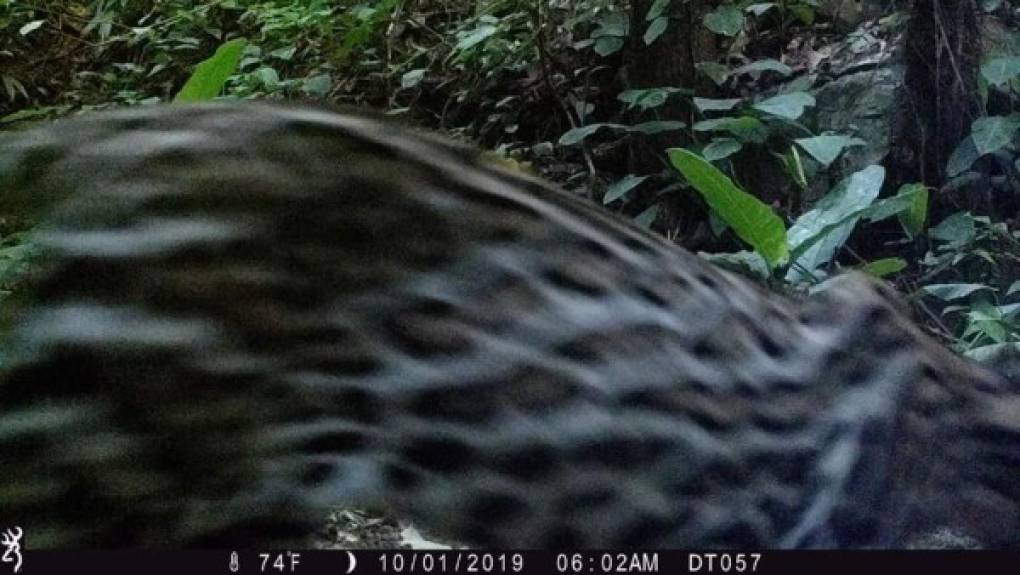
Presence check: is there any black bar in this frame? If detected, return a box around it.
[14,550,1020,575]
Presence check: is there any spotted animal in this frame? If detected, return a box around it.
[0,104,1017,548]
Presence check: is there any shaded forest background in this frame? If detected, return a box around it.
[2,0,1020,363]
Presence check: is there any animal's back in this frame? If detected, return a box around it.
[0,104,1017,548]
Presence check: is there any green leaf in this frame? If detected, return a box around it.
[794,134,867,167]
[559,121,685,145]
[702,138,743,161]
[897,183,928,237]
[19,20,45,36]
[863,183,928,239]
[859,257,907,278]
[930,212,977,247]
[174,38,247,102]
[1007,280,1020,296]
[634,204,659,229]
[746,3,778,16]
[456,25,497,50]
[732,59,793,77]
[781,146,808,189]
[699,250,770,280]
[604,174,649,205]
[752,92,815,120]
[668,148,788,266]
[618,87,687,111]
[594,37,625,56]
[647,0,672,21]
[592,12,629,37]
[964,301,1009,343]
[786,165,885,282]
[644,17,668,45]
[922,283,993,301]
[401,68,425,88]
[558,123,625,145]
[696,62,731,85]
[269,46,297,61]
[693,116,769,143]
[995,303,1020,317]
[981,56,1020,87]
[630,120,686,135]
[946,136,980,177]
[704,5,744,37]
[254,67,280,88]
[693,97,742,112]
[301,74,332,96]
[970,114,1020,156]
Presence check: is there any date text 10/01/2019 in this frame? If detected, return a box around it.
[376,552,758,574]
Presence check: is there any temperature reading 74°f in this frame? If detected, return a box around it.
[260,551,302,573]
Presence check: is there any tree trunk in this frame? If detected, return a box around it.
[895,0,981,190]
[622,0,717,240]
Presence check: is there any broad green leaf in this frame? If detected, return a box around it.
[704,5,744,37]
[981,56,1020,87]
[1007,280,1020,296]
[559,121,684,145]
[794,134,867,167]
[863,183,928,237]
[752,92,815,120]
[946,136,980,176]
[859,257,906,278]
[630,120,686,135]
[174,38,247,102]
[19,20,44,36]
[786,165,885,282]
[699,250,770,280]
[970,114,1020,156]
[898,183,928,236]
[967,301,1006,323]
[997,303,1020,317]
[647,0,672,21]
[697,62,731,85]
[693,116,769,143]
[456,25,497,50]
[746,3,778,16]
[401,69,425,88]
[693,97,742,112]
[732,59,793,77]
[269,46,296,61]
[644,17,668,44]
[619,87,687,111]
[594,37,625,56]
[668,148,788,266]
[702,138,743,161]
[964,302,1009,343]
[558,123,625,145]
[930,212,976,246]
[254,67,280,88]
[301,74,331,96]
[592,12,629,37]
[604,174,648,205]
[634,204,659,229]
[922,283,993,301]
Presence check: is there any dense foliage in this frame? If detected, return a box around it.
[3,0,1020,359]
